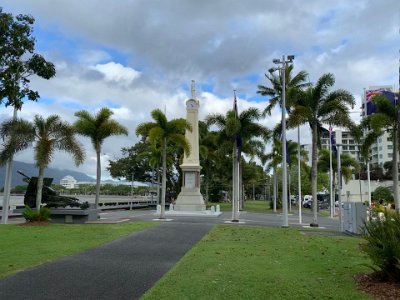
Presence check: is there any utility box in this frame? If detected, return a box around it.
[343,202,368,234]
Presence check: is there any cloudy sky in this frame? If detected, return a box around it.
[1,0,399,180]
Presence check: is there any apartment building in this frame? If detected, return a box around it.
[320,129,360,159]
[60,175,77,189]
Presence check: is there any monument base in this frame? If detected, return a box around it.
[174,189,205,211]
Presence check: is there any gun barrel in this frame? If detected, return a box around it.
[17,170,30,179]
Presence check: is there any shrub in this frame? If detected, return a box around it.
[372,186,394,204]
[269,198,282,209]
[360,210,400,281]
[23,206,51,222]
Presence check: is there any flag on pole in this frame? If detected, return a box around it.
[233,90,242,162]
[366,90,398,115]
[285,140,290,164]
[365,89,382,115]
[329,125,337,154]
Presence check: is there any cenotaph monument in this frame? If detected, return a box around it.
[174,81,206,211]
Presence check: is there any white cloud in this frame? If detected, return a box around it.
[91,62,141,84]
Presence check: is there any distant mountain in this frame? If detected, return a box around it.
[0,161,95,188]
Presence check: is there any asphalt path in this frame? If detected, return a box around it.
[0,209,340,300]
[0,222,213,300]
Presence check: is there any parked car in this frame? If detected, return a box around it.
[303,198,329,210]
[303,198,313,208]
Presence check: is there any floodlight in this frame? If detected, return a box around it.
[272,59,280,64]
[287,55,295,61]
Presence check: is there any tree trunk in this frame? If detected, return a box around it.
[311,124,319,226]
[393,129,399,212]
[239,161,243,209]
[157,168,161,204]
[95,148,101,209]
[205,176,209,206]
[160,138,167,219]
[36,166,45,211]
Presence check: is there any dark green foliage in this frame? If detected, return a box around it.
[0,8,56,108]
[361,210,400,281]
[79,202,90,210]
[269,198,282,209]
[373,186,394,204]
[22,206,51,222]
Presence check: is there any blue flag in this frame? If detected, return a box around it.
[286,140,290,164]
[329,126,337,154]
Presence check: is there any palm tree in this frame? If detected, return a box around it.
[136,109,191,219]
[317,148,359,184]
[207,107,270,209]
[74,108,128,209]
[0,115,84,210]
[265,139,308,210]
[257,64,309,115]
[287,73,355,226]
[360,92,400,211]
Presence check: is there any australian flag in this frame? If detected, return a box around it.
[365,89,397,115]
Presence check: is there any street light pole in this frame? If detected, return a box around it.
[271,55,294,228]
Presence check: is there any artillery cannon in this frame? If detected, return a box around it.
[18,170,89,209]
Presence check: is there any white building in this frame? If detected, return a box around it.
[60,175,77,189]
[321,129,360,159]
[302,129,360,166]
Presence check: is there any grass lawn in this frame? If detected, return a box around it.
[142,225,372,300]
[0,221,157,278]
[209,200,271,212]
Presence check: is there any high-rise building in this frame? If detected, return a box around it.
[320,129,360,159]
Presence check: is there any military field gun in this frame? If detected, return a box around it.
[18,170,89,209]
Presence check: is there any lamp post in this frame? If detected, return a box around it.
[270,55,295,228]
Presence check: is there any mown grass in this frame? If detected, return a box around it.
[0,221,157,278]
[209,200,271,212]
[142,225,372,300]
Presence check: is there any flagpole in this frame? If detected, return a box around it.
[337,145,343,232]
[363,88,372,207]
[232,90,239,222]
[329,125,334,218]
[297,126,302,224]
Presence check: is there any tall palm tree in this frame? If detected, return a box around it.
[257,64,309,115]
[360,92,400,211]
[136,109,191,219]
[74,108,128,209]
[0,115,84,210]
[258,65,309,214]
[287,73,355,226]
[207,107,270,208]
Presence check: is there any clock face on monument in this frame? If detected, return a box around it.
[186,99,199,110]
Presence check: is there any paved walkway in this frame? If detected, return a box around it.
[0,221,213,300]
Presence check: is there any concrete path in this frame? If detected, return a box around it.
[0,222,213,300]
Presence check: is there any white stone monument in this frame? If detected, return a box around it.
[174,81,206,211]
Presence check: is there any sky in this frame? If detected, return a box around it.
[1,0,399,180]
